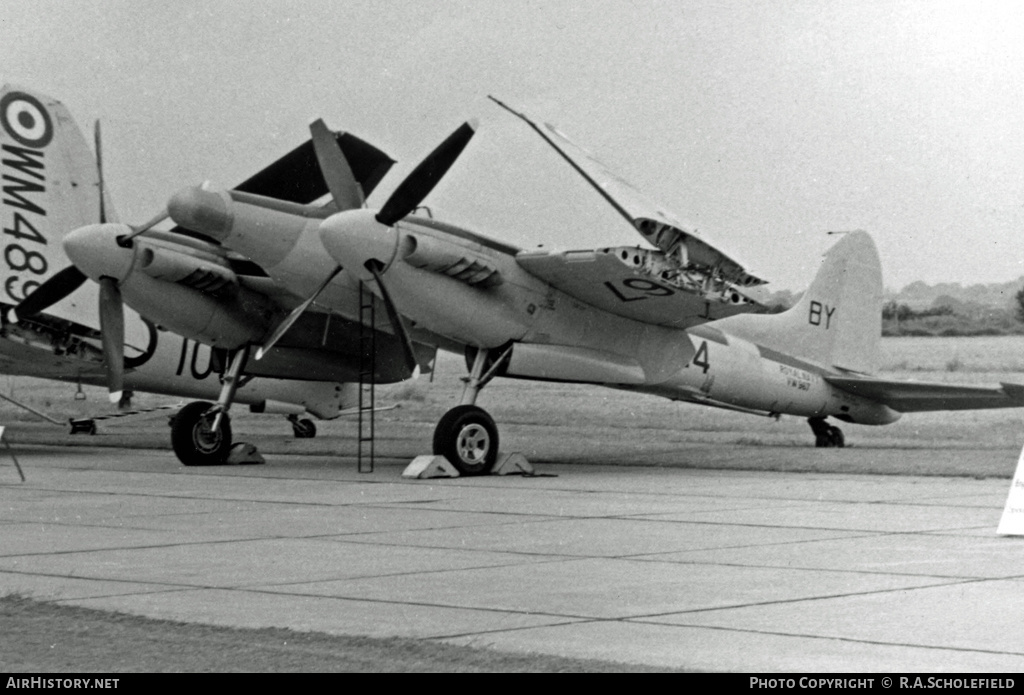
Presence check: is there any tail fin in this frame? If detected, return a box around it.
[0,84,102,320]
[710,231,882,373]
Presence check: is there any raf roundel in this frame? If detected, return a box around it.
[0,91,53,149]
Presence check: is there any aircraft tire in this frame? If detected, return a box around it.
[171,401,232,466]
[292,418,316,439]
[814,426,846,448]
[432,405,498,476]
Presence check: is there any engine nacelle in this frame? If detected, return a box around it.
[401,233,502,287]
[139,245,237,293]
[119,272,274,349]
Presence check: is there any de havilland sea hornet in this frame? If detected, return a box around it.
[4,83,431,464]
[61,96,1024,474]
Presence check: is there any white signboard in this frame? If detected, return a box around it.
[997,444,1024,535]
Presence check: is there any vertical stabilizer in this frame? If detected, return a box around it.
[0,84,100,322]
[710,231,882,374]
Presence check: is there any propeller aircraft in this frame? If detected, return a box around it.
[3,83,432,465]
[60,95,1024,475]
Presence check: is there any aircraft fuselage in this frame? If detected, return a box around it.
[173,188,898,427]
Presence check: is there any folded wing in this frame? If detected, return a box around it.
[490,96,764,290]
[516,247,761,329]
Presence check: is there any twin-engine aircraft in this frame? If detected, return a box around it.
[3,83,432,464]
[60,95,1024,474]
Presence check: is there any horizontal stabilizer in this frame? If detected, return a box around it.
[826,375,1024,412]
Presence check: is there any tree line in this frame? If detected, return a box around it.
[762,289,1024,336]
[880,289,1024,336]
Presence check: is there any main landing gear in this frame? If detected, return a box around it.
[432,346,510,476]
[168,346,318,466]
[808,416,845,448]
[170,345,250,466]
[171,400,232,466]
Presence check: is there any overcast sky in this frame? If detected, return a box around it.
[2,0,1022,291]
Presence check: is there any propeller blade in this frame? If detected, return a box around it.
[98,277,125,404]
[255,266,344,361]
[116,209,169,248]
[14,266,88,319]
[310,119,364,211]
[94,121,107,224]
[375,120,477,227]
[366,261,418,375]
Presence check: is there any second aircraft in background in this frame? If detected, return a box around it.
[8,84,432,465]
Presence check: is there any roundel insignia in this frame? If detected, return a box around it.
[124,318,159,370]
[0,91,54,149]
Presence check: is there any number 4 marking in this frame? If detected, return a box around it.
[692,341,710,374]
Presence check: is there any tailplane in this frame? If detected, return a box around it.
[710,231,882,374]
[0,84,102,322]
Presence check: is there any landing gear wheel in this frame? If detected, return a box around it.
[809,417,845,448]
[433,405,498,476]
[811,422,846,448]
[292,418,316,439]
[170,401,232,466]
[826,426,845,448]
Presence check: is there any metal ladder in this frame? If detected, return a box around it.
[357,281,375,473]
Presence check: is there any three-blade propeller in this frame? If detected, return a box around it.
[257,118,477,376]
[21,114,475,392]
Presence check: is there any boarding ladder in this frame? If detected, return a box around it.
[357,281,375,473]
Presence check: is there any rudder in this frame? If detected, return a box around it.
[0,84,102,322]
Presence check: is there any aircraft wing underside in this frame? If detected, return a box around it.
[826,375,1024,412]
[668,388,776,417]
[516,248,761,329]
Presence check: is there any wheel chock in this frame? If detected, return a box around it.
[402,455,460,479]
[226,442,265,465]
[493,452,534,476]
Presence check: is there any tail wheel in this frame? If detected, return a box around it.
[433,405,498,476]
[292,418,316,439]
[813,425,846,448]
[170,401,232,466]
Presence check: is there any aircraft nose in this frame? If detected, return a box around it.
[319,209,400,280]
[63,223,136,282]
